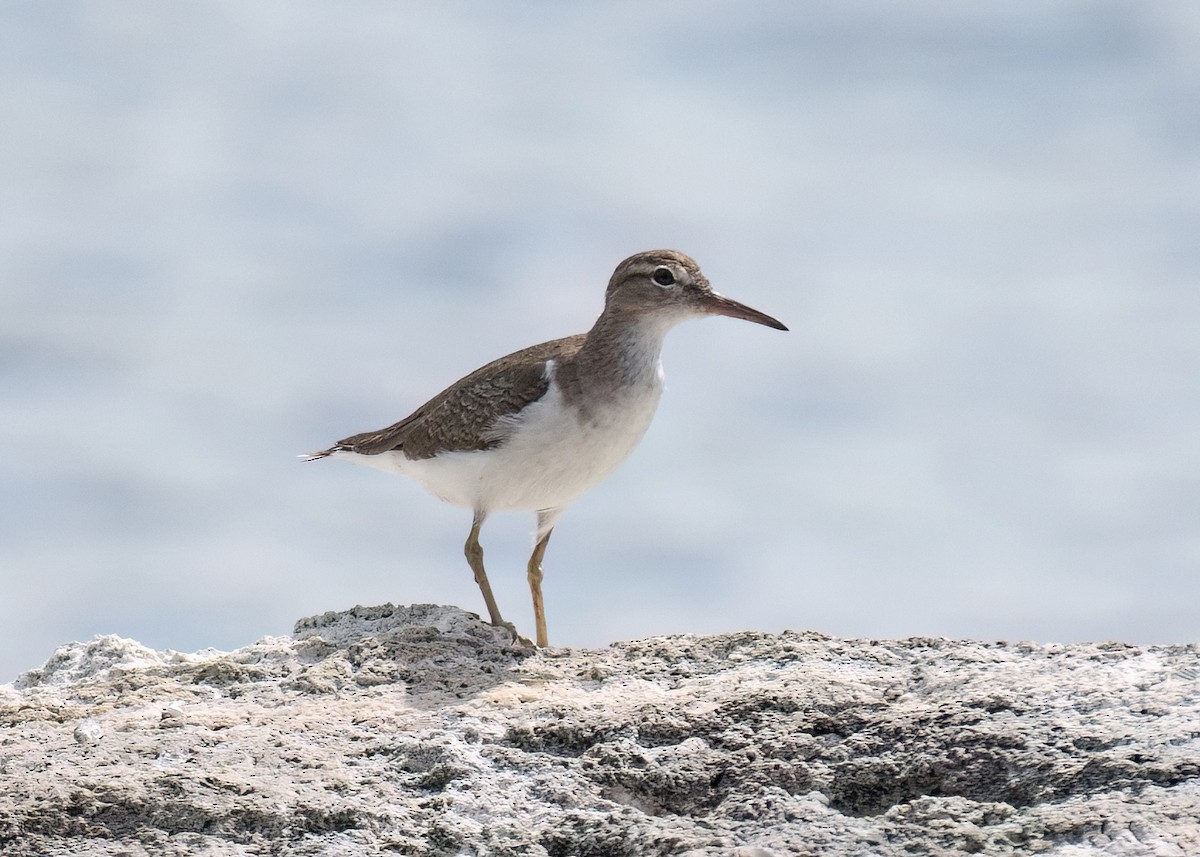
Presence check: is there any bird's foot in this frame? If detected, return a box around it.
[491,619,537,651]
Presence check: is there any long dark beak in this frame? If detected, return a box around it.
[701,292,788,331]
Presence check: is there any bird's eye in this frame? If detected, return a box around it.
[651,266,675,287]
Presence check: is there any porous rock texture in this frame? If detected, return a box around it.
[1,604,1198,856]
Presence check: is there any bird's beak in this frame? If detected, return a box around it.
[701,292,789,331]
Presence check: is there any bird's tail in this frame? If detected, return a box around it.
[298,446,343,462]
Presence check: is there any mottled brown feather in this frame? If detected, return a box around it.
[333,334,587,460]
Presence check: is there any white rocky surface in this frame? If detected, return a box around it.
[1,604,1197,856]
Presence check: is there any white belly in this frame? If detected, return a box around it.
[339,373,663,514]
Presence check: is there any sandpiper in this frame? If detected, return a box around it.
[306,250,786,647]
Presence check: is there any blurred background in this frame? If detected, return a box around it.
[3,2,1198,682]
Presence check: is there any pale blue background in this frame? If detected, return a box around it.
[3,2,1198,681]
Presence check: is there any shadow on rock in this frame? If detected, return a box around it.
[286,603,533,703]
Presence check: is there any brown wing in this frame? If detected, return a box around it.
[332,334,586,460]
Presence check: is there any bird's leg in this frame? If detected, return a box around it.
[464,510,516,637]
[527,509,561,648]
[527,532,552,648]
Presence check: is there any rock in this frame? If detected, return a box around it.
[71,717,104,746]
[0,603,1197,856]
[159,701,186,728]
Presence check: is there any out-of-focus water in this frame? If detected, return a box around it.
[3,2,1198,680]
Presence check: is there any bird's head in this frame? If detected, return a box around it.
[604,249,788,332]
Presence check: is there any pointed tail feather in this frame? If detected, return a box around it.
[299,446,343,462]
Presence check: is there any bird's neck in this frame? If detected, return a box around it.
[575,308,673,393]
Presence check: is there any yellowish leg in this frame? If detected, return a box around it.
[527,526,553,648]
[463,511,516,636]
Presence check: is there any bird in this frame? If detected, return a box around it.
[305,249,787,647]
